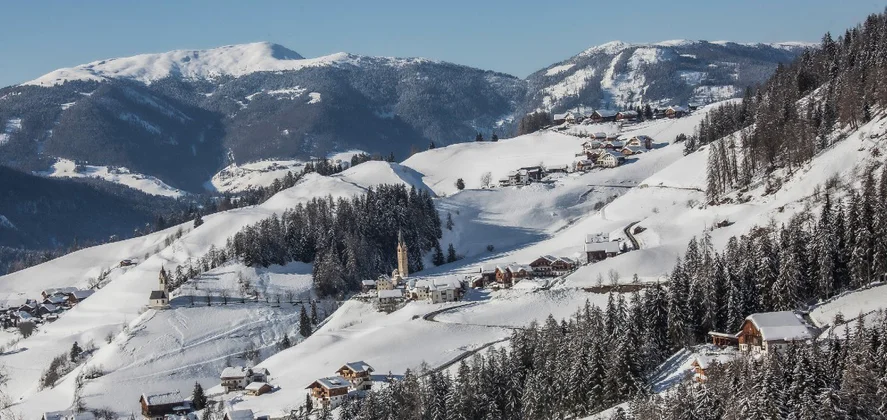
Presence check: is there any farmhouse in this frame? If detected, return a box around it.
[306,376,352,408]
[361,279,377,292]
[409,278,462,302]
[42,411,97,420]
[529,256,576,276]
[43,295,68,306]
[377,288,404,311]
[590,109,618,123]
[245,382,273,396]
[585,239,621,263]
[68,289,95,304]
[220,366,270,393]
[477,265,496,286]
[582,140,603,152]
[691,355,711,382]
[575,159,595,172]
[139,391,191,419]
[336,361,375,390]
[41,287,79,300]
[627,135,654,149]
[616,110,638,121]
[223,408,255,420]
[709,311,816,353]
[596,151,625,168]
[665,105,688,118]
[620,146,646,156]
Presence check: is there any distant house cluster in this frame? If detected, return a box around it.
[552,105,692,126]
[1,287,95,329]
[575,134,655,171]
[365,232,466,312]
[473,255,578,288]
[306,361,378,409]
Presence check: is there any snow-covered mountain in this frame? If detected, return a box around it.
[524,39,808,112]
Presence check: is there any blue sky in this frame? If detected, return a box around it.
[0,0,883,87]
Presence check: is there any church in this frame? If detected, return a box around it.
[148,267,171,309]
[376,231,409,291]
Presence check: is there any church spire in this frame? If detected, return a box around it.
[396,230,408,278]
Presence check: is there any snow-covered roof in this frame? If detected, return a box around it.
[40,303,58,312]
[245,382,270,391]
[479,264,496,274]
[592,109,618,118]
[610,140,625,147]
[693,355,711,369]
[746,311,814,342]
[45,295,67,304]
[622,146,645,153]
[361,279,376,286]
[42,411,97,420]
[220,366,248,379]
[308,376,350,390]
[224,408,255,420]
[668,105,688,112]
[378,289,403,299]
[557,257,576,265]
[585,241,621,253]
[149,290,168,300]
[16,311,33,320]
[593,132,607,138]
[142,390,186,406]
[414,278,460,291]
[71,290,95,300]
[340,360,374,373]
[632,135,653,141]
[553,113,569,120]
[618,110,638,116]
[43,287,79,296]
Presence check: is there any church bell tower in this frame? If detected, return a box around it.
[397,230,409,278]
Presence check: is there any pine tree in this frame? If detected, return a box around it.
[475,133,484,142]
[446,244,458,263]
[446,213,454,230]
[299,305,312,338]
[192,382,207,410]
[70,341,82,362]
[455,178,465,190]
[278,333,292,350]
[432,243,445,266]
[194,213,204,228]
[310,300,318,325]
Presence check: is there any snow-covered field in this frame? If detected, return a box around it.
[5,101,887,418]
[40,158,187,198]
[208,159,306,193]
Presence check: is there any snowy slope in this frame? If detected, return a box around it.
[41,158,186,198]
[24,42,434,87]
[208,159,306,193]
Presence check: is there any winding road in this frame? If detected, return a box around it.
[623,221,641,250]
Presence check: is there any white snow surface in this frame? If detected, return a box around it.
[24,42,435,87]
[208,159,306,193]
[40,158,186,198]
[39,158,187,198]
[0,117,22,146]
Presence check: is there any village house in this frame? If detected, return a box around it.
[620,146,646,156]
[245,381,273,396]
[43,294,68,306]
[550,257,577,275]
[361,279,377,292]
[220,366,270,393]
[665,105,688,118]
[710,311,816,353]
[615,110,638,121]
[688,103,701,111]
[42,411,97,420]
[377,288,404,311]
[476,265,496,287]
[306,376,352,408]
[626,135,654,149]
[41,287,79,300]
[552,112,568,125]
[139,391,191,419]
[375,275,396,291]
[67,289,95,305]
[37,303,60,317]
[589,109,618,123]
[564,111,584,124]
[223,408,256,420]
[575,158,595,172]
[528,256,575,277]
[336,361,375,390]
[409,278,463,302]
[691,355,711,382]
[582,140,603,153]
[585,238,622,263]
[596,151,625,168]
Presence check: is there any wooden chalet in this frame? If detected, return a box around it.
[223,408,255,420]
[584,239,621,263]
[627,135,654,149]
[665,106,687,118]
[494,266,513,285]
[529,256,556,276]
[245,382,273,396]
[41,287,78,300]
[42,411,97,420]
[589,110,618,123]
[337,361,374,390]
[306,376,351,407]
[596,151,625,168]
[550,257,577,274]
[710,311,815,353]
[620,146,646,156]
[615,110,638,121]
[361,279,377,292]
[139,391,191,420]
[691,356,710,382]
[575,159,595,172]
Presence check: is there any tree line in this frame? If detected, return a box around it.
[168,184,443,298]
[697,10,887,200]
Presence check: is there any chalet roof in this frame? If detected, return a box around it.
[141,390,186,406]
[71,290,95,300]
[220,366,249,379]
[252,367,269,376]
[149,290,168,300]
[632,135,653,141]
[340,360,374,374]
[576,159,595,165]
[593,109,618,118]
[361,279,377,286]
[593,132,607,138]
[45,295,67,305]
[557,257,577,265]
[40,303,58,312]
[224,409,255,420]
[618,110,638,117]
[16,311,33,320]
[540,255,559,263]
[610,140,625,148]
[43,287,79,296]
[694,355,711,369]
[668,105,688,112]
[307,376,351,390]
[479,264,496,274]
[42,411,97,420]
[746,311,815,342]
[622,146,645,153]
[585,241,621,253]
[506,264,532,273]
[245,381,271,391]
[378,289,404,299]
[414,278,460,291]
[553,112,569,120]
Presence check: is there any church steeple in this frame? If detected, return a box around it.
[159,267,169,293]
[396,230,409,278]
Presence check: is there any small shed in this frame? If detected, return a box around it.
[245,382,273,396]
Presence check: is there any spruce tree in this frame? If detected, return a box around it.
[70,341,82,362]
[192,382,207,410]
[299,305,312,338]
[432,243,445,266]
[446,244,458,263]
[455,178,465,190]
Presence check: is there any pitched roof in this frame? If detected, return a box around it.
[43,287,79,296]
[592,109,618,118]
[479,264,496,274]
[245,381,271,391]
[45,295,67,304]
[71,290,95,300]
[141,390,186,406]
[40,303,58,312]
[378,289,403,299]
[340,361,374,374]
[361,279,377,286]
[224,409,255,420]
[307,376,351,390]
[617,110,638,117]
[586,233,609,243]
[149,290,168,300]
[220,366,248,379]
[42,411,97,420]
[694,355,711,369]
[746,311,814,342]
